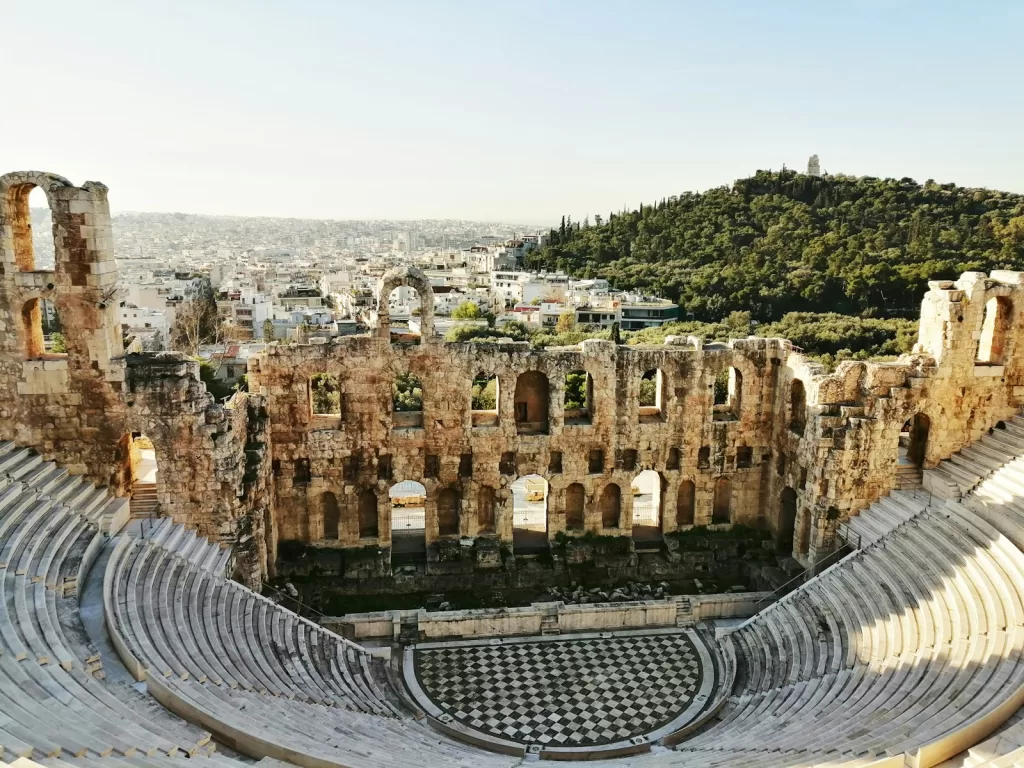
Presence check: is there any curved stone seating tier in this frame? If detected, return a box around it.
[138,518,231,576]
[106,534,404,715]
[668,501,1024,768]
[839,489,930,547]
[926,416,1024,499]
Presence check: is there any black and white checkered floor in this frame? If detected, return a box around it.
[408,629,716,750]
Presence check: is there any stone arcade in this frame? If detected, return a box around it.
[3,171,1024,587]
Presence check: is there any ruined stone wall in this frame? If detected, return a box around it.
[0,171,272,588]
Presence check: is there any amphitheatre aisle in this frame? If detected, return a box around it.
[2,169,1024,767]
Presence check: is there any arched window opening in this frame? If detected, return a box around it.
[471,372,499,427]
[676,480,696,527]
[779,487,797,553]
[564,370,594,425]
[358,489,378,538]
[322,492,340,540]
[390,480,427,564]
[7,183,54,272]
[23,298,65,359]
[477,486,496,534]
[512,474,548,554]
[437,487,461,537]
[514,371,549,435]
[386,285,422,343]
[123,433,160,518]
[310,373,341,416]
[900,413,930,471]
[564,483,585,531]
[393,372,424,428]
[639,369,665,423]
[977,296,1012,364]
[600,483,622,529]
[631,470,662,549]
[712,477,731,525]
[713,368,742,421]
[666,446,680,471]
[789,380,807,436]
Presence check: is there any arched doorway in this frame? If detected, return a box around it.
[779,487,797,553]
[600,483,622,529]
[514,372,549,435]
[712,477,731,525]
[126,433,160,518]
[900,413,930,469]
[390,480,427,565]
[564,483,585,531]
[357,489,378,539]
[511,475,548,554]
[437,487,461,537]
[477,486,496,534]
[631,470,662,550]
[676,480,695,528]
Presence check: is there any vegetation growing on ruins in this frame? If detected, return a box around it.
[310,373,341,414]
[527,170,1024,321]
[392,371,424,412]
[471,373,497,410]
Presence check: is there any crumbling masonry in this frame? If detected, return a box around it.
[3,170,1023,585]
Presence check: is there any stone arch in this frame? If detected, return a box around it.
[0,172,72,273]
[357,488,378,538]
[437,486,461,537]
[322,492,340,540]
[712,477,731,524]
[375,265,434,339]
[631,469,661,528]
[789,379,807,436]
[21,298,47,359]
[677,480,695,527]
[600,483,621,529]
[978,296,1013,364]
[514,371,549,434]
[900,412,931,470]
[564,483,585,531]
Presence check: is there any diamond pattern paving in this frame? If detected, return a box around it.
[413,631,710,748]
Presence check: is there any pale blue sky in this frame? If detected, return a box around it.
[5,1,1022,222]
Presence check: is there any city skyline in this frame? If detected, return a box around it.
[6,1,1024,222]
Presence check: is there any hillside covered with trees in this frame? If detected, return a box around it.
[526,170,1024,322]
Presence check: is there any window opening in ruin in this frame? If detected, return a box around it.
[392,372,424,428]
[377,454,393,481]
[736,446,753,469]
[389,480,427,563]
[697,446,711,470]
[424,454,440,479]
[564,483,585,531]
[799,467,808,489]
[666,447,680,471]
[600,483,622,529]
[512,474,548,554]
[790,380,807,436]
[797,506,812,556]
[639,369,665,423]
[477,486,496,534]
[548,451,563,474]
[712,368,742,421]
[631,470,662,545]
[499,451,517,476]
[310,374,341,417]
[123,433,159,518]
[471,372,499,427]
[900,413,930,470]
[779,487,798,554]
[588,449,605,474]
[23,298,65,359]
[358,489,378,538]
[712,477,731,524]
[343,454,360,482]
[564,370,593,426]
[514,371,549,435]
[617,449,638,472]
[272,459,281,477]
[322,492,340,540]
[386,285,422,344]
[677,480,696,527]
[294,459,311,484]
[977,296,1012,364]
[437,487,461,537]
[8,183,55,272]
[458,453,473,478]
[776,454,786,477]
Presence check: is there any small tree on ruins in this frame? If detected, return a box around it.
[170,281,220,355]
[262,318,275,343]
[555,311,576,334]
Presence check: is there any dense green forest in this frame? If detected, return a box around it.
[526,170,1024,321]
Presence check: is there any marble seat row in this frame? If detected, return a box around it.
[927,416,1024,497]
[839,489,929,546]
[661,496,1024,768]
[106,535,399,713]
[137,518,230,576]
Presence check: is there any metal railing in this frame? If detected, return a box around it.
[262,580,325,620]
[754,542,856,612]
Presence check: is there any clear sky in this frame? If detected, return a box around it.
[5,1,1022,223]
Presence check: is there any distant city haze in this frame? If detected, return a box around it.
[6,0,1023,222]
